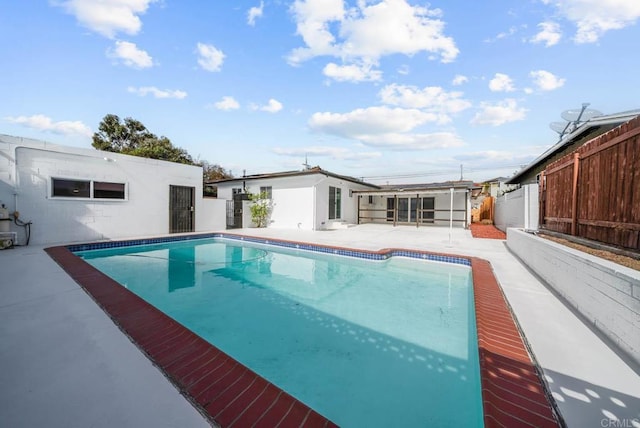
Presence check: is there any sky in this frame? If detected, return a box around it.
[1,0,639,185]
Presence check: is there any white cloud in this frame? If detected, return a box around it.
[544,0,640,43]
[252,99,283,113]
[5,114,92,137]
[455,150,530,163]
[379,84,471,121]
[452,74,468,86]
[272,146,381,161]
[127,86,187,99]
[489,73,515,92]
[196,43,225,72]
[247,1,264,26]
[214,96,240,110]
[356,132,464,150]
[484,26,518,43]
[530,21,562,47]
[530,70,565,91]
[289,0,458,69]
[310,106,439,136]
[288,0,344,62]
[323,62,382,82]
[55,0,157,39]
[307,106,463,150]
[107,40,153,68]
[471,99,527,126]
[397,65,410,75]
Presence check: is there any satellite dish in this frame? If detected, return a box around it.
[549,121,569,134]
[561,108,602,122]
[580,109,603,121]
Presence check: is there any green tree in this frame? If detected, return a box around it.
[199,160,233,182]
[93,114,234,194]
[248,191,272,227]
[199,160,233,197]
[92,114,193,164]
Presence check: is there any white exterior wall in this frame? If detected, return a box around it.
[508,228,640,366]
[495,184,539,232]
[271,186,315,229]
[217,176,317,230]
[314,176,372,229]
[200,198,227,231]
[215,173,375,230]
[0,135,210,245]
[216,184,240,201]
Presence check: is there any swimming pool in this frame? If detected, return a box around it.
[47,233,561,427]
[76,237,483,427]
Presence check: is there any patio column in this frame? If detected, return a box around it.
[393,195,397,227]
[449,188,454,244]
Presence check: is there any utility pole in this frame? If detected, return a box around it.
[460,164,463,181]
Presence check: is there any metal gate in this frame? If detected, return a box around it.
[169,185,195,233]
[226,193,249,229]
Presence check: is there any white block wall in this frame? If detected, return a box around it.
[1,136,215,245]
[495,185,539,232]
[200,198,227,231]
[507,228,640,366]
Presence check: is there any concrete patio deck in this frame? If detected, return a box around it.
[1,224,639,427]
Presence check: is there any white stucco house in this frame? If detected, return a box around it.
[0,134,225,246]
[212,168,473,230]
[213,167,380,230]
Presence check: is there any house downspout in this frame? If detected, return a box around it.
[312,184,317,230]
[524,185,530,230]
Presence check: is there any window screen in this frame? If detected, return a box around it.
[260,186,273,199]
[52,178,90,198]
[94,182,126,199]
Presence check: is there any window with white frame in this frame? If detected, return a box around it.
[94,181,126,199]
[260,186,272,199]
[51,178,126,200]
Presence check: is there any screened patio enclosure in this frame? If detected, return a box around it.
[354,185,472,228]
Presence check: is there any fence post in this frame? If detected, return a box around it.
[571,152,580,235]
[524,185,529,230]
[538,171,545,229]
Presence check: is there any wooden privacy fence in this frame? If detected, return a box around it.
[539,115,640,251]
[478,196,494,222]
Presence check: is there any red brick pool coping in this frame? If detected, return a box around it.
[45,235,561,427]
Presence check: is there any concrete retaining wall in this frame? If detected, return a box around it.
[507,228,640,367]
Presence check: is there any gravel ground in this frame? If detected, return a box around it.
[540,234,640,271]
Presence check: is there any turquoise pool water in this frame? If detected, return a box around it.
[78,238,483,427]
